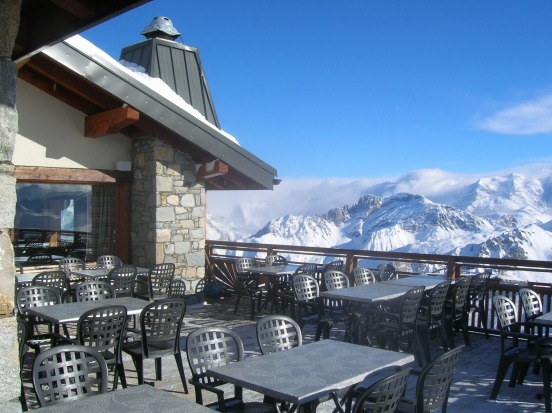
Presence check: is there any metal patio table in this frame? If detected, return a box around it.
[206,339,414,413]
[25,297,148,324]
[248,264,301,312]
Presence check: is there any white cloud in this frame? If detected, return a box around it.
[477,94,552,135]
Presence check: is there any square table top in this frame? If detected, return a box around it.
[72,266,150,279]
[320,283,413,303]
[380,275,447,289]
[249,264,301,276]
[25,297,149,324]
[206,339,414,407]
[535,312,552,326]
[37,384,213,413]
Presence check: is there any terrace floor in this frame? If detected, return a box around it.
[23,295,547,412]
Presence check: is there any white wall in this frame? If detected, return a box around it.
[13,80,131,170]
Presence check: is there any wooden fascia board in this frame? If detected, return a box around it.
[196,160,229,181]
[14,166,131,184]
[85,106,140,138]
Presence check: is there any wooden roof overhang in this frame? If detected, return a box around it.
[17,38,277,190]
[13,0,151,62]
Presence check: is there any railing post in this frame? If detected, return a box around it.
[446,258,461,280]
[345,252,355,275]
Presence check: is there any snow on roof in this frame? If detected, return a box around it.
[65,35,240,145]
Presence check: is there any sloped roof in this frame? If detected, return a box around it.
[13,0,151,61]
[18,35,277,190]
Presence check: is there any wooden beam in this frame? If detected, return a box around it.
[85,107,140,138]
[15,166,131,184]
[196,160,229,181]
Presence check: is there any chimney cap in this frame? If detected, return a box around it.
[141,16,181,39]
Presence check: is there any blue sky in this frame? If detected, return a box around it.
[83,0,552,183]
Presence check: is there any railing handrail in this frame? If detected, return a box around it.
[206,240,552,279]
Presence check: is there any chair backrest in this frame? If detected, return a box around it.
[235,257,258,274]
[265,254,287,266]
[75,281,116,302]
[352,267,376,286]
[169,278,187,298]
[518,287,543,321]
[469,271,492,303]
[351,368,411,413]
[256,314,302,355]
[492,294,519,330]
[32,344,108,407]
[399,286,426,325]
[96,255,122,269]
[107,265,137,297]
[293,274,320,302]
[449,277,471,315]
[412,345,464,412]
[16,285,61,316]
[378,264,398,281]
[138,298,186,358]
[426,281,452,319]
[323,260,344,272]
[324,270,350,291]
[26,253,53,266]
[186,326,244,385]
[195,278,206,293]
[148,263,176,300]
[76,305,127,358]
[58,256,86,276]
[32,270,68,296]
[295,263,319,276]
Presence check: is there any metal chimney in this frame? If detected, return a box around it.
[120,17,220,127]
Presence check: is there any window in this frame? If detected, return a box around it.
[13,183,116,262]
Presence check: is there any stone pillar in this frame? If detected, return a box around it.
[131,137,205,280]
[0,0,24,411]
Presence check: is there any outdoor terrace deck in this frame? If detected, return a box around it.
[23,295,545,412]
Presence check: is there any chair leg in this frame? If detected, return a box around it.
[418,327,431,365]
[174,353,189,394]
[233,289,242,315]
[132,356,144,385]
[542,358,551,412]
[490,357,512,399]
[461,316,471,346]
[113,363,127,390]
[155,358,162,381]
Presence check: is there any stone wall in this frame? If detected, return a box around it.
[131,137,205,280]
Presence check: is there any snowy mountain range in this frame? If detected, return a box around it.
[207,171,552,281]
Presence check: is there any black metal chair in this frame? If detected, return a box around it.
[74,305,128,390]
[256,314,302,355]
[75,280,116,301]
[371,286,426,366]
[186,325,274,412]
[377,263,398,281]
[137,263,175,301]
[169,278,187,298]
[292,273,329,341]
[17,318,30,411]
[489,294,552,412]
[96,254,122,269]
[443,276,471,348]
[352,267,377,286]
[31,270,70,302]
[335,368,411,413]
[467,271,492,339]
[25,252,53,267]
[16,285,62,350]
[416,280,452,365]
[107,265,137,297]
[32,344,108,407]
[233,257,263,320]
[265,254,287,266]
[398,345,464,412]
[122,298,188,393]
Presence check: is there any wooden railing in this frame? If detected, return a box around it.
[205,240,552,337]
